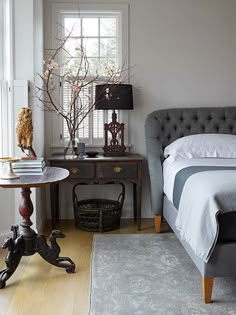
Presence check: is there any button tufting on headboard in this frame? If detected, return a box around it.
[145,107,236,148]
[144,106,236,218]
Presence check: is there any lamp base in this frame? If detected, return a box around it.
[103,111,127,156]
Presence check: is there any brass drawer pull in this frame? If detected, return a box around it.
[70,168,79,174]
[113,166,122,173]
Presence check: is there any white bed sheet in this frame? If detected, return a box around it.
[163,158,236,203]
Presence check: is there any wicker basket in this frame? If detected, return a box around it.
[73,183,125,232]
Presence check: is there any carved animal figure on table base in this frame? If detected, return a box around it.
[36,230,75,273]
[0,225,23,289]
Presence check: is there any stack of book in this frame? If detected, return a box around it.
[12,157,46,175]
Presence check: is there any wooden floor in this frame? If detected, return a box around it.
[0,219,158,315]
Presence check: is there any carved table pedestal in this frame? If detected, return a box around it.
[0,167,75,289]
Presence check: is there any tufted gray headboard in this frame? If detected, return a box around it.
[145,107,236,216]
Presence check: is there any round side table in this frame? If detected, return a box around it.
[0,167,75,289]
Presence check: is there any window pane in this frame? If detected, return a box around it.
[100,38,116,57]
[64,56,95,77]
[86,57,99,76]
[83,38,99,57]
[99,58,117,76]
[82,18,98,37]
[0,86,2,156]
[64,18,81,36]
[64,57,83,76]
[100,18,117,36]
[64,38,81,58]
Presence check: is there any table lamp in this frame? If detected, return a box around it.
[95,84,133,156]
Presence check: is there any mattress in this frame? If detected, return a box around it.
[163,158,236,242]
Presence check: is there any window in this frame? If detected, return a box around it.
[0,0,12,156]
[0,81,8,157]
[0,1,4,156]
[52,4,129,147]
[0,83,4,157]
[0,1,3,81]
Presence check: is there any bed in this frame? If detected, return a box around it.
[145,107,236,303]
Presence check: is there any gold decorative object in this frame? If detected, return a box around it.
[0,157,20,179]
[16,107,36,157]
[70,168,80,174]
[113,166,122,173]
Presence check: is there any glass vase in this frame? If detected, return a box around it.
[63,136,79,159]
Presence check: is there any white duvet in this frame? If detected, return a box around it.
[163,158,236,262]
[163,158,236,202]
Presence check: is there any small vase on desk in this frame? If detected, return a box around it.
[77,142,85,159]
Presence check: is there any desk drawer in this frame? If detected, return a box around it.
[52,163,95,179]
[97,162,137,179]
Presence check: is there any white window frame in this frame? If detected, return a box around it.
[0,0,13,156]
[0,81,8,156]
[0,1,4,80]
[0,2,4,157]
[51,3,130,149]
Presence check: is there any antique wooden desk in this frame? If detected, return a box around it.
[0,167,75,289]
[48,153,144,230]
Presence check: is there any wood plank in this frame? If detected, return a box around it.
[0,219,155,315]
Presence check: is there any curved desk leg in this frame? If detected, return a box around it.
[133,182,142,231]
[133,183,137,221]
[136,183,142,231]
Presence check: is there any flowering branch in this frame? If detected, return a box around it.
[35,25,129,156]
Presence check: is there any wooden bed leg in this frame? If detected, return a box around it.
[154,215,162,233]
[202,277,214,303]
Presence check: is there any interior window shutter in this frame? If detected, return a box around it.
[62,81,70,139]
[62,81,91,140]
[77,84,90,140]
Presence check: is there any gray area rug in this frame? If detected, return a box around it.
[89,233,236,315]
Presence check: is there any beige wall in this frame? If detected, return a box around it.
[129,0,236,154]
[44,0,236,219]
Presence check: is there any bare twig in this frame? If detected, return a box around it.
[35,23,130,155]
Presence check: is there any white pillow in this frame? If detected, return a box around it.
[164,134,236,163]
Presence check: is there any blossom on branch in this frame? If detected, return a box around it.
[35,24,131,156]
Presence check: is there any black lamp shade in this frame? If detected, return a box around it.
[95,84,133,110]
